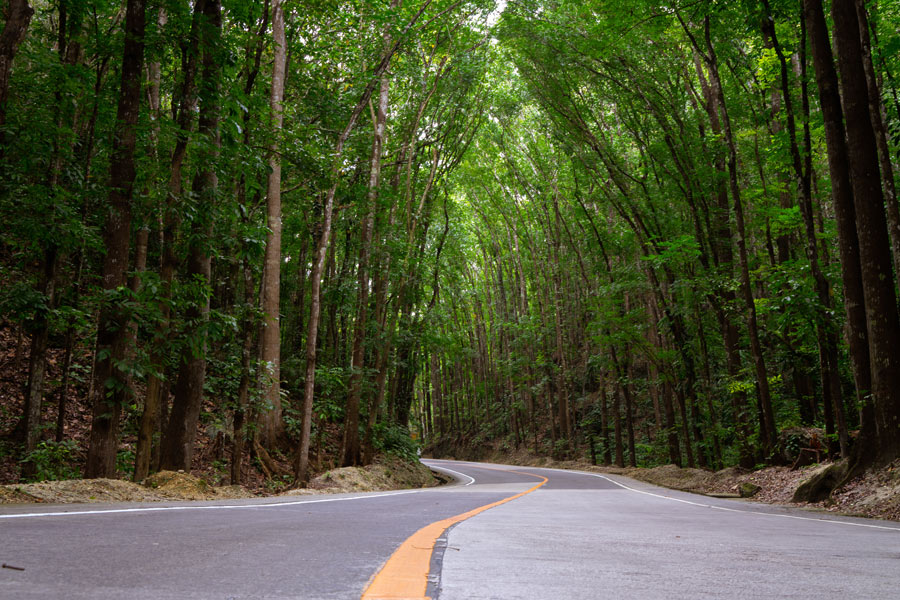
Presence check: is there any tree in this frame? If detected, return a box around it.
[0,0,34,133]
[257,0,287,450]
[830,0,900,466]
[159,0,223,472]
[85,0,147,478]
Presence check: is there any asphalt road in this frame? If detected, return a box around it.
[433,461,900,599]
[2,460,899,599]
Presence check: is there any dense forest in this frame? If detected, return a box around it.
[1,0,899,492]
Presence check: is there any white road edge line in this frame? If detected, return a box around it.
[583,471,900,532]
[0,489,426,520]
[425,463,476,486]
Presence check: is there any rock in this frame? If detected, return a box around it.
[739,482,761,498]
[791,460,848,503]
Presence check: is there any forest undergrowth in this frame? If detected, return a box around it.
[0,321,437,503]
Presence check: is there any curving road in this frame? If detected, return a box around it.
[1,460,898,599]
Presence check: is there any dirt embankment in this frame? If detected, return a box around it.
[285,456,440,496]
[0,457,440,505]
[608,460,900,521]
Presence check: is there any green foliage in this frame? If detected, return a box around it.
[0,282,49,331]
[20,441,81,482]
[371,424,421,462]
[117,449,136,478]
[634,443,656,468]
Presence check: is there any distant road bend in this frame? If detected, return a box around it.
[2,460,899,599]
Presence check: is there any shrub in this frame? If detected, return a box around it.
[372,424,421,462]
[20,440,81,482]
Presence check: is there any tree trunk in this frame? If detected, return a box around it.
[85,0,146,478]
[294,1,432,483]
[225,1,269,483]
[23,247,59,462]
[831,0,900,465]
[599,375,611,465]
[692,49,754,467]
[699,16,777,455]
[855,0,900,286]
[0,0,34,133]
[343,69,390,467]
[612,378,624,468]
[159,0,221,472]
[257,0,287,449]
[231,257,256,485]
[135,2,202,481]
[762,1,848,456]
[662,378,681,466]
[803,0,873,469]
[24,0,82,462]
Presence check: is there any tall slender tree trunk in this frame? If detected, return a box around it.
[258,0,287,449]
[612,374,623,467]
[22,247,58,461]
[831,0,900,465]
[855,0,900,284]
[23,0,81,463]
[159,0,222,472]
[598,374,611,465]
[342,70,390,467]
[692,50,754,467]
[135,2,203,480]
[131,5,163,482]
[660,379,680,466]
[622,366,637,467]
[231,256,256,485]
[803,0,873,467]
[225,1,269,482]
[696,16,777,455]
[85,0,146,478]
[762,1,848,456]
[295,0,433,483]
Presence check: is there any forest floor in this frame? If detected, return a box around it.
[454,447,900,522]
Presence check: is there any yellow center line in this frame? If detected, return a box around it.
[361,469,548,600]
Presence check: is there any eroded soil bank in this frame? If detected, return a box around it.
[0,456,440,505]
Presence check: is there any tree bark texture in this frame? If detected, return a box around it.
[159,0,221,472]
[0,0,34,131]
[258,0,287,449]
[831,0,900,465]
[85,0,146,478]
[855,0,900,287]
[342,70,390,468]
[803,0,874,466]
